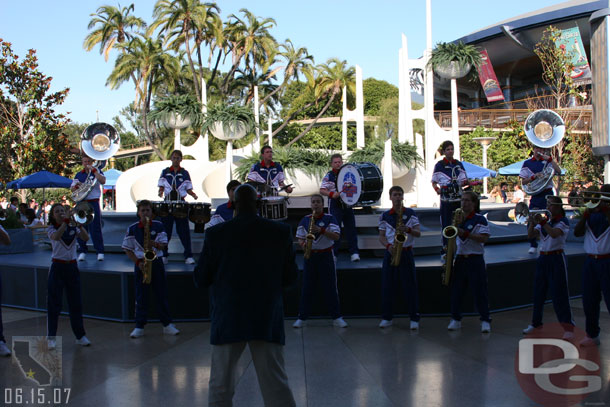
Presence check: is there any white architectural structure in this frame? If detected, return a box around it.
[341,65,365,151]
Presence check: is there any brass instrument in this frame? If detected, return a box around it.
[391,203,406,267]
[69,202,94,226]
[72,122,121,202]
[142,217,156,284]
[303,210,316,260]
[522,110,565,196]
[441,208,464,286]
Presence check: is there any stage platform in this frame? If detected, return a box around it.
[0,203,587,322]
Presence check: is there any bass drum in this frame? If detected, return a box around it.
[336,162,383,207]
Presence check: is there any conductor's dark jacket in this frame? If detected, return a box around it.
[195,213,297,345]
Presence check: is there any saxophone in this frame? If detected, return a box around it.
[441,208,464,286]
[390,203,406,266]
[303,210,316,260]
[142,217,156,284]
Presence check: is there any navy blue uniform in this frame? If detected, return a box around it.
[432,158,467,249]
[72,169,104,255]
[158,166,194,259]
[46,224,86,339]
[122,220,172,328]
[321,169,359,256]
[450,213,491,322]
[295,213,342,320]
[379,208,420,321]
[205,201,234,230]
[582,211,610,338]
[529,216,573,329]
[247,160,286,187]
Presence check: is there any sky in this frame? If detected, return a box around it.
[0,0,564,125]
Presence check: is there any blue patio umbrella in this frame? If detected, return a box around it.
[498,160,566,176]
[102,169,123,190]
[6,170,73,204]
[462,161,497,179]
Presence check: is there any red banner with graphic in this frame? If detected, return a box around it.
[477,50,504,102]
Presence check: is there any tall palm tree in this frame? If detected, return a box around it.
[149,0,219,102]
[260,39,313,107]
[83,4,146,61]
[221,9,277,97]
[107,35,181,159]
[286,58,355,146]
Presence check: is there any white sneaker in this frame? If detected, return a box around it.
[162,257,169,265]
[292,319,306,328]
[163,324,180,335]
[522,325,537,334]
[185,257,195,265]
[379,319,393,328]
[447,319,461,331]
[350,253,360,262]
[410,320,419,330]
[528,247,537,254]
[47,338,56,350]
[97,253,104,261]
[0,341,10,356]
[77,253,86,262]
[481,321,491,333]
[333,317,348,328]
[130,328,144,338]
[580,336,601,347]
[75,336,91,346]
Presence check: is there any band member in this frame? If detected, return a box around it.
[520,146,561,254]
[46,203,91,349]
[158,150,198,265]
[320,153,360,262]
[71,154,106,261]
[378,186,421,329]
[293,194,348,328]
[0,225,11,356]
[205,180,241,230]
[574,184,610,346]
[522,195,574,336]
[447,191,492,333]
[431,141,468,260]
[122,200,179,338]
[247,145,293,193]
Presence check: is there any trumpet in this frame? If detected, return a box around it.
[69,202,94,226]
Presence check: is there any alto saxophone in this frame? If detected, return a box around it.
[303,210,316,260]
[142,217,156,284]
[390,203,406,266]
[441,208,464,286]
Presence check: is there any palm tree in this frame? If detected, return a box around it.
[149,0,219,102]
[221,9,277,97]
[286,58,355,146]
[107,35,181,159]
[83,4,146,61]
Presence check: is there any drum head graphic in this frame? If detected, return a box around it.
[337,164,362,206]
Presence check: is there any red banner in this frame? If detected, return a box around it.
[477,50,504,102]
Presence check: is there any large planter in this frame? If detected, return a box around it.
[434,61,472,80]
[209,121,247,141]
[166,113,192,129]
[0,229,34,254]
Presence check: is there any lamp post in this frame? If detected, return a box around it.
[472,136,497,195]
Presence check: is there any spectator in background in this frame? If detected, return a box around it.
[512,184,525,204]
[24,208,42,228]
[17,203,28,224]
[490,186,503,203]
[500,183,509,203]
[9,197,18,212]
[0,198,7,210]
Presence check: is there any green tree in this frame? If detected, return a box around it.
[363,78,399,115]
[0,41,77,197]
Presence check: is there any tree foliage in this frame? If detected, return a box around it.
[0,40,77,188]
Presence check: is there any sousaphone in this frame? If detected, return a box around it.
[522,110,565,196]
[72,123,121,202]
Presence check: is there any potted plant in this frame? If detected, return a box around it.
[149,94,204,129]
[427,41,483,79]
[201,102,256,141]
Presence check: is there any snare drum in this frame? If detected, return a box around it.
[170,201,189,219]
[152,201,170,217]
[336,162,383,207]
[260,196,288,221]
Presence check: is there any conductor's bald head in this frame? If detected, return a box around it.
[234,184,258,215]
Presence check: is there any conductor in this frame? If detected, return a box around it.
[194,184,297,407]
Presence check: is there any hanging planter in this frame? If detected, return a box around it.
[427,41,482,80]
[148,94,203,129]
[166,113,192,130]
[209,121,247,141]
[201,103,255,141]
